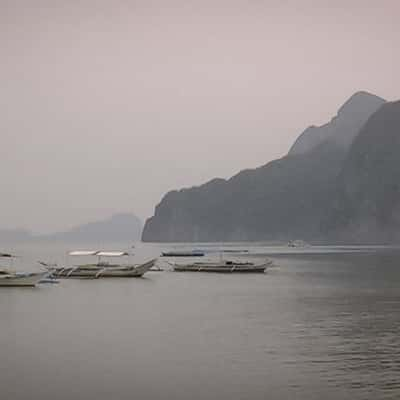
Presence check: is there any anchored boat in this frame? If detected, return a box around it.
[45,250,157,278]
[0,270,48,286]
[161,250,205,257]
[171,259,272,273]
[0,253,47,287]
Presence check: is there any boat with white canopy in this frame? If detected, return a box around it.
[0,253,48,287]
[45,250,157,278]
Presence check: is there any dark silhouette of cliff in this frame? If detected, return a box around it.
[143,92,389,243]
[324,101,400,243]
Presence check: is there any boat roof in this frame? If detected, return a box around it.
[96,251,129,257]
[68,250,129,257]
[68,250,98,256]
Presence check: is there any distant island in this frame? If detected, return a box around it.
[142,91,400,244]
[0,213,142,243]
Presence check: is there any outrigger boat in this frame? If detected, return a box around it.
[0,253,47,287]
[0,270,48,286]
[44,251,157,279]
[171,259,272,273]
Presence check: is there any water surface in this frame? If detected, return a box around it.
[1,243,400,399]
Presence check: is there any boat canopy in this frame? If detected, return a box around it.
[96,251,129,257]
[68,250,129,257]
[68,250,99,256]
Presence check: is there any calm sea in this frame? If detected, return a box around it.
[1,242,400,400]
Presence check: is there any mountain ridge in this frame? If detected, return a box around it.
[324,100,400,243]
[0,213,142,243]
[288,91,385,155]
[41,213,142,243]
[142,91,391,243]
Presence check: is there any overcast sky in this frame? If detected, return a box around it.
[1,0,399,233]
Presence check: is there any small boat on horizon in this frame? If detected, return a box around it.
[161,250,205,257]
[221,249,249,253]
[287,240,310,248]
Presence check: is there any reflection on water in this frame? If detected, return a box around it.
[1,243,400,399]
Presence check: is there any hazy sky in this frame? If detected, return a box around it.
[1,0,399,233]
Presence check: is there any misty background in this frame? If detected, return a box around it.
[1,0,400,234]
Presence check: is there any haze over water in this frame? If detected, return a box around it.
[1,243,400,399]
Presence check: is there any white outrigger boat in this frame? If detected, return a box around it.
[171,259,272,273]
[45,251,157,279]
[0,253,47,287]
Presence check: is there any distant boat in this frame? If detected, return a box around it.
[0,252,13,258]
[0,270,48,287]
[44,250,157,278]
[171,260,272,273]
[287,240,310,248]
[161,250,205,257]
[39,277,60,284]
[0,253,47,287]
[221,249,249,253]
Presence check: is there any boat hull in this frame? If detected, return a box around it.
[173,266,267,273]
[161,252,204,257]
[50,259,157,279]
[0,272,48,287]
[53,270,145,278]
[173,261,271,273]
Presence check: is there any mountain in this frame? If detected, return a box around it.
[142,91,386,242]
[42,213,142,243]
[324,101,400,243]
[0,214,142,244]
[289,91,385,155]
[143,143,346,242]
